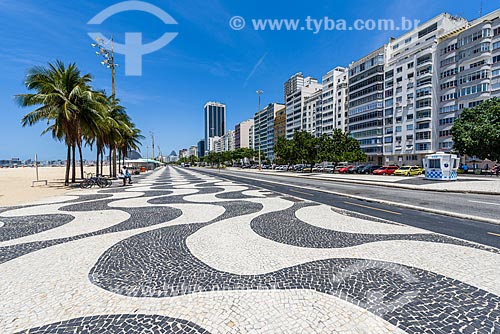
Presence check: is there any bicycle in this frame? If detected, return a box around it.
[80,172,112,189]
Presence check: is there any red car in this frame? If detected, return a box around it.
[373,166,399,175]
[338,165,354,173]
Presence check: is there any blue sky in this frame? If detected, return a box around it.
[0,0,496,160]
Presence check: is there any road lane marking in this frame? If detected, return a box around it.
[343,201,402,215]
[487,232,500,237]
[468,200,500,207]
[289,189,314,196]
[194,168,500,225]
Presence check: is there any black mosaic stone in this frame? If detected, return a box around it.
[251,202,500,253]
[0,214,74,242]
[214,187,261,199]
[88,219,500,334]
[0,206,182,264]
[15,314,210,333]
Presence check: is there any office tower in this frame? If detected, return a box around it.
[204,102,226,153]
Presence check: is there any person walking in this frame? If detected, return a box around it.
[493,164,499,177]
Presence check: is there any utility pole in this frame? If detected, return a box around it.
[256,90,264,171]
[150,130,155,160]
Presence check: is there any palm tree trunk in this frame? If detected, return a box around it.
[109,150,112,177]
[100,150,104,175]
[118,150,121,171]
[96,147,99,176]
[78,142,84,179]
[112,148,117,177]
[71,144,76,183]
[65,144,71,186]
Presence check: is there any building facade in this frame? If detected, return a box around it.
[235,118,254,149]
[197,140,205,158]
[273,107,287,145]
[254,103,285,161]
[383,14,467,165]
[437,10,500,156]
[188,145,198,158]
[223,130,236,152]
[320,67,349,137]
[204,102,226,153]
[248,125,255,150]
[284,73,322,139]
[348,47,386,164]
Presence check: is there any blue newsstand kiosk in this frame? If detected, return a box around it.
[423,152,460,181]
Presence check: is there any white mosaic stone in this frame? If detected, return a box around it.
[295,205,431,235]
[187,210,500,295]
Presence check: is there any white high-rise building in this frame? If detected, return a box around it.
[436,9,500,155]
[235,119,254,149]
[320,67,349,137]
[384,14,467,165]
[188,145,198,158]
[284,73,322,138]
[223,130,236,152]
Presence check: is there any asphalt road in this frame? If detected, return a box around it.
[195,168,500,248]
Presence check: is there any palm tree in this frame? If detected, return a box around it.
[16,61,95,185]
[118,124,144,168]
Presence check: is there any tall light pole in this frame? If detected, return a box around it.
[150,130,155,160]
[256,90,264,171]
[92,37,119,176]
[92,37,118,97]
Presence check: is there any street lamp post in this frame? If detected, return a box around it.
[150,130,155,160]
[92,37,119,177]
[256,90,264,171]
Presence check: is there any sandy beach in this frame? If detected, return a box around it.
[0,166,105,206]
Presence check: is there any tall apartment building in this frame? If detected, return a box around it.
[234,118,254,149]
[348,47,386,164]
[284,73,322,139]
[254,103,285,161]
[223,130,236,152]
[320,67,349,137]
[437,9,500,154]
[188,145,198,158]
[384,14,467,165]
[304,90,322,137]
[273,107,287,144]
[248,125,255,150]
[204,102,226,153]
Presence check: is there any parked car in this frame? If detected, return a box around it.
[360,165,382,174]
[394,166,424,176]
[338,165,354,174]
[322,165,335,173]
[334,165,347,173]
[352,165,366,174]
[347,165,357,174]
[373,165,399,175]
[312,165,322,172]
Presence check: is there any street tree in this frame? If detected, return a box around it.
[452,98,500,161]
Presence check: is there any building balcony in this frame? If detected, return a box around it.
[416,71,432,78]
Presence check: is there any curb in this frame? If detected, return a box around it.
[230,169,500,196]
[218,169,500,226]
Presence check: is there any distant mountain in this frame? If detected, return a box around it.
[127,150,142,159]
